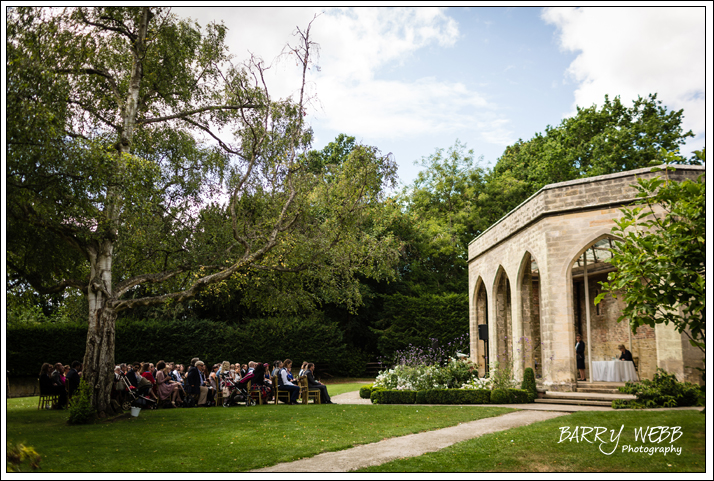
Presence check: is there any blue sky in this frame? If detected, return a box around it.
[174,6,708,187]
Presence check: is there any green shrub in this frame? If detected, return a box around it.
[370,390,416,404]
[422,389,491,404]
[521,367,537,402]
[359,384,374,399]
[67,379,95,425]
[490,388,509,404]
[416,390,428,404]
[490,388,530,404]
[6,443,41,472]
[618,368,703,408]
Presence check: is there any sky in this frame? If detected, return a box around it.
[171,6,709,188]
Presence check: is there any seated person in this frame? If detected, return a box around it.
[185,360,209,406]
[125,362,141,389]
[278,359,300,404]
[66,361,82,399]
[250,363,272,402]
[271,360,283,378]
[156,361,183,406]
[40,362,67,408]
[618,344,633,361]
[140,363,158,400]
[305,362,334,404]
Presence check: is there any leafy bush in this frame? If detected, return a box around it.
[490,388,530,404]
[67,379,95,425]
[359,384,374,399]
[490,388,510,404]
[618,368,703,408]
[521,367,537,402]
[373,359,477,391]
[489,360,519,390]
[416,390,428,404]
[6,443,41,472]
[370,390,417,404]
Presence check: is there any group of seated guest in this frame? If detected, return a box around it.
[43,355,335,410]
[271,358,334,404]
[39,360,82,409]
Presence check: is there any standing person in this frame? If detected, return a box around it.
[305,363,334,404]
[66,361,81,398]
[575,334,586,381]
[278,359,300,405]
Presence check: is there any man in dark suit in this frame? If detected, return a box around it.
[125,362,141,388]
[66,360,82,398]
[186,360,208,406]
[305,363,334,404]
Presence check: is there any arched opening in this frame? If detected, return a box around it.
[519,252,542,379]
[494,267,512,366]
[570,236,657,381]
[474,278,489,377]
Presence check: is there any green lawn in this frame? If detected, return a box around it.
[356,410,706,472]
[6,396,513,472]
[322,382,369,397]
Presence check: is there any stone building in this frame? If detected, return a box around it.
[467,164,704,391]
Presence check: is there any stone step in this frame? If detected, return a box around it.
[576,388,622,394]
[541,391,636,402]
[534,398,613,407]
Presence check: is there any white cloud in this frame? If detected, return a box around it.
[542,7,706,153]
[172,7,511,148]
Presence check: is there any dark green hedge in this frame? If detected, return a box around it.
[359,384,374,399]
[368,388,533,405]
[7,315,366,377]
[491,388,532,404]
[420,389,492,404]
[370,389,417,404]
[374,292,469,357]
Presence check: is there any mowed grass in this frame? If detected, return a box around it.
[321,382,369,397]
[7,396,514,472]
[356,410,706,473]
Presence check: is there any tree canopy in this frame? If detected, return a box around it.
[6,7,399,415]
[595,150,705,355]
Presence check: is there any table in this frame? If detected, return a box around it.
[591,361,639,382]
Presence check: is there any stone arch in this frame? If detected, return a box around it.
[472,276,489,376]
[568,233,657,381]
[517,251,543,378]
[493,266,512,366]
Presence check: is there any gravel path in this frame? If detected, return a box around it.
[253,409,568,472]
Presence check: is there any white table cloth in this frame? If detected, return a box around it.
[591,361,639,382]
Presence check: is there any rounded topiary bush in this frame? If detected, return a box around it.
[521,367,537,402]
[490,388,510,404]
[359,384,373,399]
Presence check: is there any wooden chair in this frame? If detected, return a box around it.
[37,379,59,410]
[299,376,320,405]
[272,375,300,405]
[632,357,639,372]
[247,380,264,405]
[214,377,224,407]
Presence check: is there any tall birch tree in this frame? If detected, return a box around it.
[7,7,398,416]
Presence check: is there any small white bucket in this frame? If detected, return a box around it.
[130,406,141,417]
